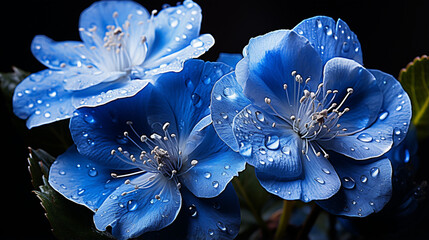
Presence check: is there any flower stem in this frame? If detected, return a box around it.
[232,177,269,237]
[274,200,294,240]
[295,204,321,240]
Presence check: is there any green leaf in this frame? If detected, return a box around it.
[28,148,115,240]
[399,55,429,139]
[0,66,29,99]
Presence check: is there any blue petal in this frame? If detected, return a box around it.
[142,34,214,76]
[12,69,75,128]
[316,154,392,217]
[322,57,382,133]
[70,85,160,170]
[154,59,232,142]
[142,184,241,240]
[78,0,150,50]
[143,1,214,75]
[31,35,91,70]
[94,174,181,240]
[71,79,150,108]
[256,146,340,202]
[242,30,323,117]
[49,146,123,211]
[217,53,243,69]
[210,72,252,151]
[179,125,245,198]
[232,105,303,179]
[370,70,412,147]
[292,16,363,65]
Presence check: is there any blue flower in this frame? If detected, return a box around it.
[210,16,412,216]
[48,60,245,240]
[13,0,214,128]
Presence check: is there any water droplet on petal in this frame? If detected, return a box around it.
[84,114,96,124]
[223,87,235,98]
[127,200,138,211]
[342,42,350,53]
[379,111,389,121]
[282,146,291,155]
[255,111,265,122]
[360,175,368,183]
[357,133,373,143]
[191,93,202,107]
[396,105,403,111]
[265,135,280,150]
[88,167,98,177]
[239,142,252,157]
[212,181,219,188]
[217,221,227,232]
[370,167,380,177]
[208,229,214,236]
[342,177,356,189]
[315,177,325,184]
[59,170,66,175]
[322,168,331,174]
[191,39,204,48]
[204,172,211,179]
[169,17,179,27]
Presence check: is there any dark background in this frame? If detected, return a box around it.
[1,0,429,239]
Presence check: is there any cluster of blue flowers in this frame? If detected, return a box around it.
[13,1,412,240]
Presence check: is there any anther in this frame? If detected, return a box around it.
[291,70,297,76]
[191,159,198,166]
[111,149,116,155]
[124,131,129,137]
[155,194,161,200]
[264,97,271,104]
[124,179,131,184]
[283,84,288,90]
[162,122,170,131]
[112,11,119,18]
[140,135,148,142]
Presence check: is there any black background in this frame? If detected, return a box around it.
[1,0,429,239]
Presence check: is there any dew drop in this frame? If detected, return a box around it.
[44,112,51,118]
[281,146,291,155]
[259,160,266,165]
[204,172,211,179]
[59,170,66,175]
[208,229,214,236]
[217,221,227,232]
[88,167,98,177]
[191,39,204,48]
[185,23,193,30]
[342,177,356,189]
[223,87,235,98]
[224,165,230,170]
[379,111,389,120]
[322,168,331,174]
[188,204,198,217]
[255,111,265,122]
[191,93,202,107]
[396,105,403,111]
[265,135,280,150]
[324,26,333,36]
[212,181,219,188]
[342,42,350,53]
[220,112,228,119]
[357,133,373,143]
[84,114,96,124]
[360,175,368,183]
[169,17,179,28]
[48,90,57,98]
[203,76,211,85]
[239,142,252,157]
[213,93,222,101]
[127,200,138,212]
[315,177,325,184]
[370,167,380,177]
[259,147,267,155]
